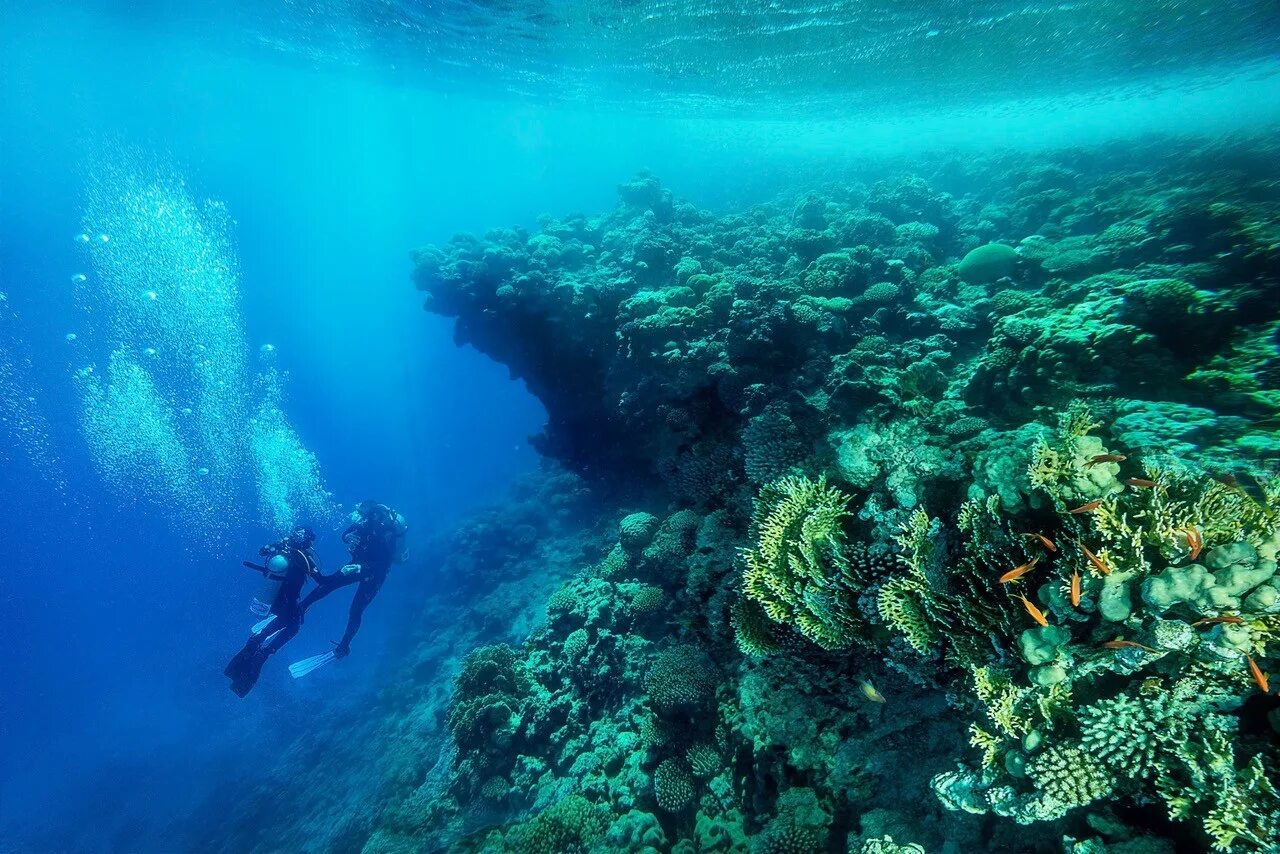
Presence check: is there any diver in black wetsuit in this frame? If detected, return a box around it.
[299,501,408,660]
[224,526,322,697]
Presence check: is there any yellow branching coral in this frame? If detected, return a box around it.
[968,724,1002,771]
[741,474,867,650]
[972,665,1034,739]
[877,575,939,654]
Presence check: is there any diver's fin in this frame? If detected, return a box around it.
[288,651,336,679]
[251,615,277,635]
[227,649,270,697]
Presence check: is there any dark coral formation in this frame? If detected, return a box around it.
[214,133,1280,853]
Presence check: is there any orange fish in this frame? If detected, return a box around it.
[1125,478,1158,489]
[1069,499,1103,514]
[999,556,1041,584]
[1070,569,1081,608]
[1248,656,1270,693]
[1022,532,1058,552]
[1103,639,1157,653]
[1016,594,1049,627]
[1182,527,1203,561]
[1077,539,1112,576]
[1086,454,1127,467]
[1193,614,1245,627]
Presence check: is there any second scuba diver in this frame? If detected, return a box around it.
[293,501,409,666]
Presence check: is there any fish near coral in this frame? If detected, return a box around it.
[1125,478,1158,489]
[1085,453,1127,467]
[1016,594,1049,627]
[1022,532,1057,552]
[1077,539,1112,576]
[1103,639,1157,654]
[1180,526,1203,561]
[1248,655,1270,693]
[859,679,886,703]
[1069,499,1103,514]
[1070,569,1081,608]
[999,556,1040,584]
[1193,614,1244,627]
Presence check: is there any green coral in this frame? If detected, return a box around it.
[619,512,661,553]
[1079,691,1197,779]
[644,645,719,713]
[685,743,720,779]
[860,836,925,854]
[732,597,781,657]
[741,475,869,650]
[752,788,830,854]
[628,583,665,614]
[563,629,589,661]
[652,758,696,812]
[503,794,608,853]
[1025,745,1115,819]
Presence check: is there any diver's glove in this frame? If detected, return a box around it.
[333,641,351,659]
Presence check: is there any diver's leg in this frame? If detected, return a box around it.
[227,601,300,696]
[262,604,302,655]
[224,632,265,679]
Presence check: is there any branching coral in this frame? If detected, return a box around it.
[740,475,871,650]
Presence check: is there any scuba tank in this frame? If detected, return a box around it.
[250,553,290,616]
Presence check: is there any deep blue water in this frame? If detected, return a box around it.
[2,2,1280,851]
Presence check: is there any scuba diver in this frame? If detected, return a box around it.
[287,501,409,679]
[224,525,323,697]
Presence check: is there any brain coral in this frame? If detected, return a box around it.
[619,511,661,553]
[957,242,1019,283]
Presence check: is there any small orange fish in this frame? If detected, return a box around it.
[1182,527,1203,561]
[1086,454,1127,467]
[999,556,1041,584]
[1069,499,1104,514]
[1022,532,1058,552]
[1248,655,1270,694]
[1193,614,1245,627]
[1077,539,1112,576]
[1016,594,1049,627]
[1070,569,1081,608]
[859,679,886,703]
[1103,639,1157,653]
[1125,478,1158,489]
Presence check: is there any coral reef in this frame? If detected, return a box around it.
[212,133,1280,853]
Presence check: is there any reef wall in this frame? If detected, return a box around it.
[402,132,1280,853]
[217,132,1280,853]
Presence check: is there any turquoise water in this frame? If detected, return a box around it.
[1,3,1279,852]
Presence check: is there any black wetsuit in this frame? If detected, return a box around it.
[298,529,395,656]
[225,546,319,696]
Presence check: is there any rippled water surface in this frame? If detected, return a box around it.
[120,0,1280,114]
